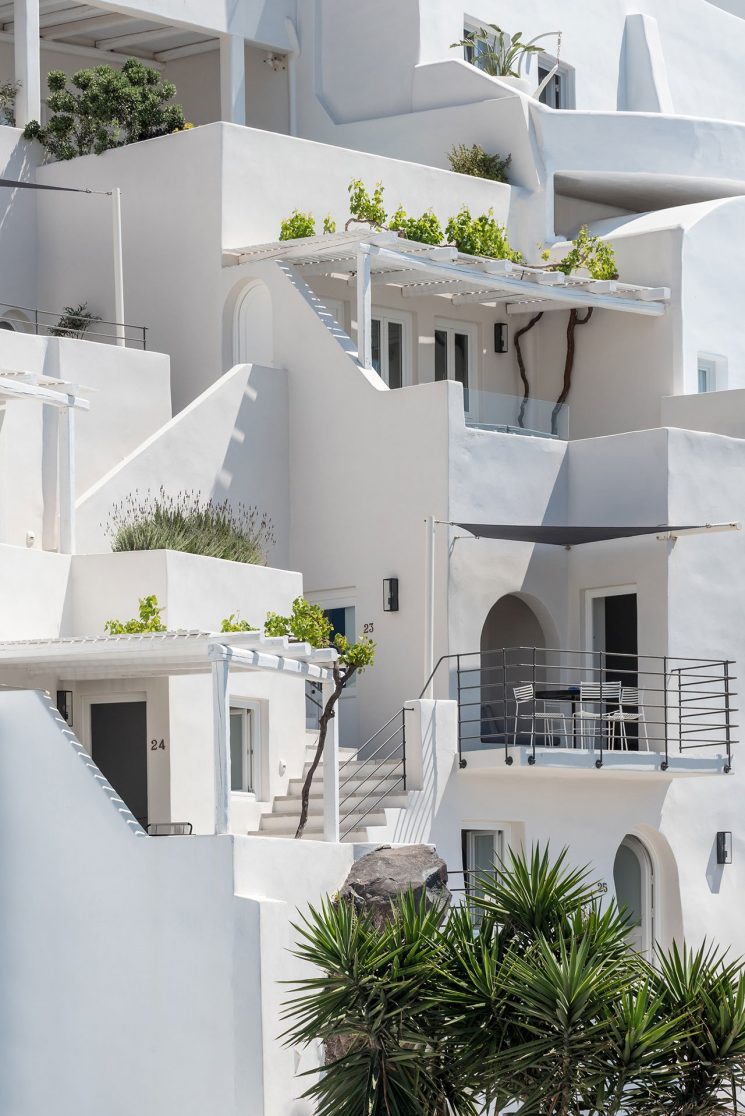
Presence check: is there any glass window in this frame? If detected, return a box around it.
[434,329,448,381]
[388,320,403,390]
[697,359,715,393]
[325,606,355,643]
[434,321,476,412]
[371,313,409,388]
[371,317,382,374]
[229,707,256,794]
[464,829,504,916]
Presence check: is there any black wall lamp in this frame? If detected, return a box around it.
[717,831,733,865]
[494,322,508,354]
[383,578,399,612]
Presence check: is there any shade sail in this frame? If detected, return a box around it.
[454,524,702,546]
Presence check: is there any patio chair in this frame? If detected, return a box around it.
[513,684,570,747]
[607,688,650,751]
[574,681,622,749]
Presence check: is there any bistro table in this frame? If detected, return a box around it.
[535,685,581,748]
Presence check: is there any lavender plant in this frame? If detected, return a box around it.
[106,488,275,565]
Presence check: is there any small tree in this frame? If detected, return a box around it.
[48,302,101,339]
[222,597,375,838]
[23,58,185,160]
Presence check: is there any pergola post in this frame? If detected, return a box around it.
[212,655,231,834]
[322,679,340,843]
[57,404,75,555]
[356,245,372,369]
[220,34,246,126]
[14,0,40,129]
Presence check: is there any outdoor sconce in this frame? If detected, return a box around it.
[717,831,733,865]
[383,578,399,612]
[56,690,73,727]
[494,322,508,354]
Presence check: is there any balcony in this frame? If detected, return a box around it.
[465,389,569,440]
[451,647,735,776]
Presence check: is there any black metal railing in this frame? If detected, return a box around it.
[305,680,323,730]
[424,648,736,772]
[0,303,148,348]
[338,708,408,840]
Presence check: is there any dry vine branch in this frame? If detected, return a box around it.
[295,660,357,840]
[514,310,544,427]
[551,307,594,434]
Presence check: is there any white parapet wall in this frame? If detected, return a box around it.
[0,686,353,1116]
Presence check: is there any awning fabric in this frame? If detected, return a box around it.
[454,524,699,546]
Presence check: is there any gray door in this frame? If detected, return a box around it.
[90,701,148,826]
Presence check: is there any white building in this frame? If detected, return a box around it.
[0,1,744,1112]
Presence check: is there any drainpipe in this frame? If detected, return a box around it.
[14,0,40,129]
[425,514,436,698]
[285,18,299,137]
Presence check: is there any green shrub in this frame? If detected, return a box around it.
[48,302,101,339]
[556,224,618,280]
[0,80,18,126]
[23,58,185,161]
[105,594,165,634]
[106,489,275,565]
[220,613,257,632]
[279,210,317,240]
[445,206,523,261]
[348,178,387,228]
[448,143,511,182]
[389,206,443,245]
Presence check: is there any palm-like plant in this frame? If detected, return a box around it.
[451,24,556,79]
[282,846,745,1116]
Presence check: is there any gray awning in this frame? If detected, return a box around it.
[455,524,705,546]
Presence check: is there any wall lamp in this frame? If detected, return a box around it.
[494,322,508,354]
[383,578,399,612]
[717,831,733,865]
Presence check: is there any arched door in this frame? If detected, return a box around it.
[233,281,274,366]
[475,594,547,749]
[613,835,654,955]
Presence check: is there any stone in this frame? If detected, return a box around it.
[337,844,451,926]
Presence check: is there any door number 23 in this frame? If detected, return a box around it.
[363,622,374,635]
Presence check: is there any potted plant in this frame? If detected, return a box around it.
[452,24,559,94]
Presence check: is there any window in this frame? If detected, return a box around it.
[463,829,505,905]
[372,312,409,389]
[324,605,355,644]
[462,25,489,70]
[537,56,574,109]
[697,357,716,394]
[435,319,476,412]
[230,706,257,794]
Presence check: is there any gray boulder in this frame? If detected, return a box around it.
[338,844,451,926]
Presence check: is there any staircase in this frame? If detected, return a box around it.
[259,710,409,841]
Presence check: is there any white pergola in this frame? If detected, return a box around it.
[0,369,90,553]
[7,0,292,129]
[224,229,671,371]
[0,628,341,838]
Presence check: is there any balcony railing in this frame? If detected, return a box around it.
[425,647,735,771]
[464,388,569,440]
[0,303,148,349]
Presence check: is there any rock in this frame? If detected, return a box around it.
[338,844,451,926]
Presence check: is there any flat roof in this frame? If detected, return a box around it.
[224,230,671,318]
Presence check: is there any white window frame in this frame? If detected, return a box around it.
[434,317,478,415]
[583,585,638,656]
[371,309,412,389]
[536,54,575,109]
[229,701,261,797]
[462,824,510,910]
[696,353,726,394]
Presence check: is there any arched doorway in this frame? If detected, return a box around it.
[614,834,654,956]
[475,594,550,749]
[233,281,273,366]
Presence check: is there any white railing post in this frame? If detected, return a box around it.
[356,245,372,369]
[322,679,340,842]
[58,404,75,555]
[212,655,231,835]
[14,0,40,129]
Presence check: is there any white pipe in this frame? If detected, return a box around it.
[13,0,40,128]
[111,187,125,347]
[425,514,436,698]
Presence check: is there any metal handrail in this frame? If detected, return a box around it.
[0,301,148,349]
[338,707,408,838]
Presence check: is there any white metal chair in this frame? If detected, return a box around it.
[607,688,650,751]
[574,681,622,749]
[513,684,570,747]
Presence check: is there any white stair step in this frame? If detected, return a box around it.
[260,811,388,835]
[287,775,405,797]
[271,792,408,816]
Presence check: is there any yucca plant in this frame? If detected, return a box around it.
[283,846,745,1116]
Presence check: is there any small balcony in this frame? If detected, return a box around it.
[453,647,735,776]
[464,388,569,440]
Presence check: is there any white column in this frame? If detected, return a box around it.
[111,188,125,347]
[58,405,75,555]
[286,18,299,136]
[425,515,436,698]
[356,245,372,369]
[212,656,231,835]
[220,34,246,126]
[14,0,41,129]
[322,679,340,843]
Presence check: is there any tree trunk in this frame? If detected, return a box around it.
[551,307,593,435]
[295,664,354,839]
[514,311,543,427]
